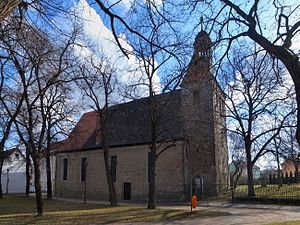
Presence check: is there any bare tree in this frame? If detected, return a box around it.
[223,44,295,197]
[0,17,28,199]
[124,17,187,209]
[276,126,300,182]
[0,61,25,199]
[91,1,300,152]
[77,54,118,206]
[229,133,246,189]
[186,0,300,145]
[87,1,187,208]
[43,82,77,199]
[1,15,78,215]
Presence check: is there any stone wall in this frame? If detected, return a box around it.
[181,75,218,196]
[212,81,229,194]
[181,38,229,196]
[55,141,185,201]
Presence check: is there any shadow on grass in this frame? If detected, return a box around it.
[0,195,231,225]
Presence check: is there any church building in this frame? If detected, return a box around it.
[54,30,228,201]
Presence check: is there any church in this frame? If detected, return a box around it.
[54,30,229,201]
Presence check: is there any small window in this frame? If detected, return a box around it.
[15,154,19,159]
[81,157,87,182]
[62,158,68,181]
[111,156,117,182]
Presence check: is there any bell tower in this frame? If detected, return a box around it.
[181,29,228,197]
[182,30,213,85]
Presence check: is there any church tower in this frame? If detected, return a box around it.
[181,30,228,196]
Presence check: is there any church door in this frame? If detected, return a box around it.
[123,182,131,200]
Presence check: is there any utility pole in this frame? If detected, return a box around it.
[83,161,88,204]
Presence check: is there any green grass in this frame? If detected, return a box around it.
[0,195,230,224]
[234,184,300,199]
[266,221,300,225]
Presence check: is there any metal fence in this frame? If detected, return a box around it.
[232,183,300,200]
[184,177,205,200]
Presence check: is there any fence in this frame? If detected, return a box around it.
[232,173,300,203]
[233,183,300,199]
[184,177,205,200]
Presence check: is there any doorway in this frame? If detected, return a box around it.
[123,182,131,200]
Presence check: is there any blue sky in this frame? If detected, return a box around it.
[5,0,299,168]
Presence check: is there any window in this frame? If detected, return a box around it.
[15,154,19,159]
[110,156,117,182]
[62,158,68,181]
[81,157,87,182]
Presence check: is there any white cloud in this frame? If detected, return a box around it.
[73,0,162,101]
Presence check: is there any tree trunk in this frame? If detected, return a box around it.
[25,149,30,197]
[276,148,282,188]
[45,150,52,199]
[147,146,156,209]
[295,163,299,183]
[32,155,43,216]
[0,158,3,199]
[246,162,255,197]
[100,112,117,206]
[103,147,117,206]
[233,169,242,189]
[288,63,300,146]
[247,29,300,146]
[245,140,255,197]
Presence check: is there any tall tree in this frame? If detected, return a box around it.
[77,54,118,206]
[223,44,295,197]
[44,82,77,199]
[118,1,186,208]
[0,59,25,199]
[92,0,300,149]
[229,133,246,189]
[1,16,78,215]
[0,16,28,199]
[188,0,300,144]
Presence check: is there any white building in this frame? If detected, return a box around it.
[1,148,30,193]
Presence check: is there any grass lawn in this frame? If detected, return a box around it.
[234,184,300,199]
[266,221,300,225]
[0,195,230,224]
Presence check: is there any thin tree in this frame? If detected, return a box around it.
[229,133,246,189]
[277,126,300,183]
[0,19,27,199]
[77,54,118,206]
[123,10,186,208]
[44,82,77,199]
